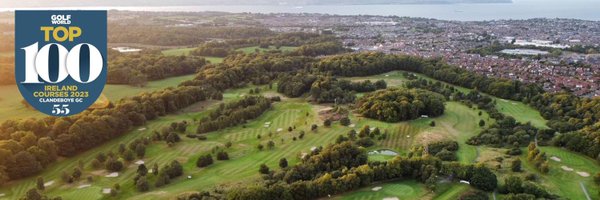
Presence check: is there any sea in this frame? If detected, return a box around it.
[2,0,600,21]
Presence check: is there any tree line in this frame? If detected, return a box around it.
[314,52,543,102]
[181,141,499,200]
[309,76,386,104]
[180,53,314,90]
[196,96,272,134]
[108,53,207,86]
[314,52,598,161]
[356,88,446,122]
[0,84,221,183]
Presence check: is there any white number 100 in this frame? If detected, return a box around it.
[21,42,103,84]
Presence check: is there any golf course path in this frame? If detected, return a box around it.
[579,181,591,200]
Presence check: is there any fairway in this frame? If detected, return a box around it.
[433,183,472,200]
[161,47,224,63]
[161,47,196,56]
[343,70,548,129]
[495,99,548,129]
[0,82,500,200]
[236,45,297,54]
[0,70,587,200]
[519,146,600,200]
[335,180,428,200]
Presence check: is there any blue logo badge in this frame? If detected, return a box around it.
[15,10,107,116]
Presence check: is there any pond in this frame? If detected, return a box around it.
[368,149,399,156]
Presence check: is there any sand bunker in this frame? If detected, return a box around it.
[310,146,317,151]
[77,184,91,189]
[561,166,574,171]
[105,172,119,178]
[102,188,112,194]
[349,124,356,128]
[138,127,147,131]
[135,160,145,165]
[576,171,590,177]
[277,128,283,132]
[44,180,55,187]
[383,197,399,200]
[372,186,382,191]
[0,193,5,197]
[550,156,561,162]
[300,153,308,159]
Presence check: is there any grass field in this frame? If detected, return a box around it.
[161,47,196,56]
[517,146,600,200]
[236,45,297,54]
[335,180,428,200]
[433,183,471,200]
[0,74,196,121]
[161,48,224,64]
[0,81,498,200]
[344,70,548,129]
[495,99,548,129]
[0,70,586,200]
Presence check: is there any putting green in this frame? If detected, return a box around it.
[335,180,427,200]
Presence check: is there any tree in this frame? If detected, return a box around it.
[324,119,332,127]
[259,164,270,174]
[165,160,183,178]
[257,144,264,151]
[196,154,213,168]
[430,121,436,127]
[152,163,159,176]
[135,176,150,192]
[540,162,549,174]
[118,143,126,154]
[505,176,523,194]
[340,117,351,126]
[479,119,486,127]
[470,166,497,191]
[135,144,146,158]
[225,141,233,148]
[137,164,148,176]
[511,159,522,172]
[36,176,44,191]
[267,140,275,149]
[279,158,288,168]
[347,130,357,140]
[594,172,600,185]
[61,171,72,183]
[90,158,102,169]
[105,157,124,172]
[155,171,170,187]
[123,149,135,161]
[216,151,229,160]
[356,88,446,122]
[166,132,181,144]
[24,188,42,200]
[358,126,370,138]
[72,167,82,180]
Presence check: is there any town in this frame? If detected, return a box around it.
[259,14,600,97]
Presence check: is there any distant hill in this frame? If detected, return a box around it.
[1,0,512,8]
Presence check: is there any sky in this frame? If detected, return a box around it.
[0,0,516,8]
